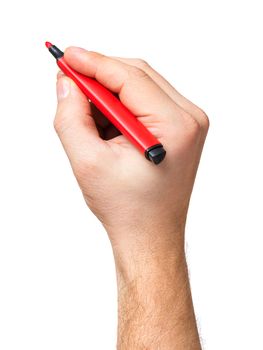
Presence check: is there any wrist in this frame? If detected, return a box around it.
[106,212,186,258]
[106,222,185,279]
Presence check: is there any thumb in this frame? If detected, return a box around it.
[54,76,107,164]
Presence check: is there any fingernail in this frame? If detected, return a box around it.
[56,70,64,80]
[57,78,70,101]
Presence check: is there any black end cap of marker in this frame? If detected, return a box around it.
[48,45,64,60]
[145,145,166,165]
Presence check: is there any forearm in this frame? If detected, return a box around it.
[110,228,201,350]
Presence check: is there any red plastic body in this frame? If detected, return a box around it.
[57,57,160,154]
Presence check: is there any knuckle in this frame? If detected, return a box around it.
[53,114,69,135]
[133,58,150,70]
[87,51,105,60]
[181,111,202,137]
[200,111,210,131]
[128,65,149,79]
[53,117,61,134]
[187,116,202,135]
[195,108,210,131]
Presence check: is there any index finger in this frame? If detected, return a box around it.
[64,47,178,120]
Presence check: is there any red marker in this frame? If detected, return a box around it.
[45,42,166,164]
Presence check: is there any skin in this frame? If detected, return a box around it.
[54,46,209,349]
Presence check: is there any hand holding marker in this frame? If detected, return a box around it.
[46,42,166,164]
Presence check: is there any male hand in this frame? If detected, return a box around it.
[54,47,209,349]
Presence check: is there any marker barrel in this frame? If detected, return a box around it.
[57,58,162,154]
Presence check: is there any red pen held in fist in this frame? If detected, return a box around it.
[45,42,166,164]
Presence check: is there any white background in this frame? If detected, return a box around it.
[0,0,262,349]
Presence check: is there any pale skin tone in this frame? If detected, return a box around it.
[54,47,209,349]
